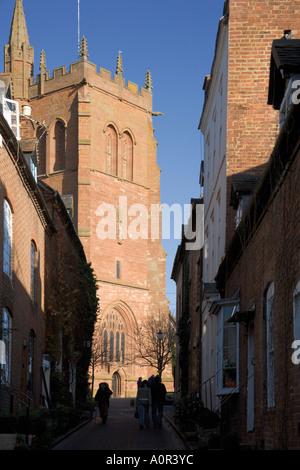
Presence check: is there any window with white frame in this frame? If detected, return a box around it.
[265,282,275,407]
[30,157,37,182]
[216,302,239,394]
[3,199,12,277]
[235,195,251,227]
[293,281,300,342]
[2,97,20,140]
[0,308,12,384]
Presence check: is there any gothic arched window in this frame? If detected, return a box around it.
[103,330,108,362]
[122,132,133,181]
[105,125,118,176]
[110,331,114,362]
[102,309,125,364]
[116,331,120,362]
[54,120,65,171]
[121,331,125,364]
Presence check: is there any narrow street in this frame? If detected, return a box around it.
[52,398,188,452]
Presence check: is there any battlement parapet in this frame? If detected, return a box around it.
[28,59,152,109]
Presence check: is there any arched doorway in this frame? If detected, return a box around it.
[112,371,121,397]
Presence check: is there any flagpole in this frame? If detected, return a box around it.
[78,0,80,57]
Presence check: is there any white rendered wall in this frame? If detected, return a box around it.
[200,19,228,409]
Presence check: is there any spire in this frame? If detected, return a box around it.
[4,0,34,99]
[116,51,123,76]
[79,36,89,60]
[9,0,30,48]
[39,50,46,73]
[145,68,153,92]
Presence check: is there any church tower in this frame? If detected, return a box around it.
[2,1,170,397]
[4,0,34,100]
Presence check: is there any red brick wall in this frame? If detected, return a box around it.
[0,131,47,412]
[224,144,300,449]
[226,0,300,246]
[31,58,170,396]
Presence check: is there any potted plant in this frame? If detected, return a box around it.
[0,414,18,450]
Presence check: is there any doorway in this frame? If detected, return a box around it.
[112,371,121,398]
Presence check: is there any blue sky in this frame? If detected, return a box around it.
[0,0,225,312]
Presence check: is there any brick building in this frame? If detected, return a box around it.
[198,0,300,411]
[171,198,203,397]
[0,102,54,413]
[215,38,300,449]
[1,0,170,397]
[0,68,97,413]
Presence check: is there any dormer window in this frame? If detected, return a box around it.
[235,195,251,227]
[230,174,260,228]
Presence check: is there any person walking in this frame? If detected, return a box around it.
[151,375,166,428]
[95,382,113,424]
[136,379,152,429]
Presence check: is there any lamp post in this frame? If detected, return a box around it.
[157,329,163,378]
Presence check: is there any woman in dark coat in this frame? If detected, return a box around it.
[95,382,113,424]
[151,375,166,428]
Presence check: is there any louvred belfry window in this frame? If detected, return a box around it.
[105,125,117,176]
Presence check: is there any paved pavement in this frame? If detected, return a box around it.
[52,398,188,451]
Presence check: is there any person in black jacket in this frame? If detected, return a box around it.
[151,375,166,428]
[95,382,113,424]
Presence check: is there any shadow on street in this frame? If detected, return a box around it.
[52,398,187,451]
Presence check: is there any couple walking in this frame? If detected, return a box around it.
[136,375,166,430]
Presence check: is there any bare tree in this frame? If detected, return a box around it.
[131,312,176,378]
[90,325,108,397]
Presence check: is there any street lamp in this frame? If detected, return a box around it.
[157,330,163,378]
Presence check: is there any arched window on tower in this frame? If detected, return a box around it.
[105,125,118,176]
[53,120,65,171]
[122,132,133,181]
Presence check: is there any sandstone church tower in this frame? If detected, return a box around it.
[3,0,170,396]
